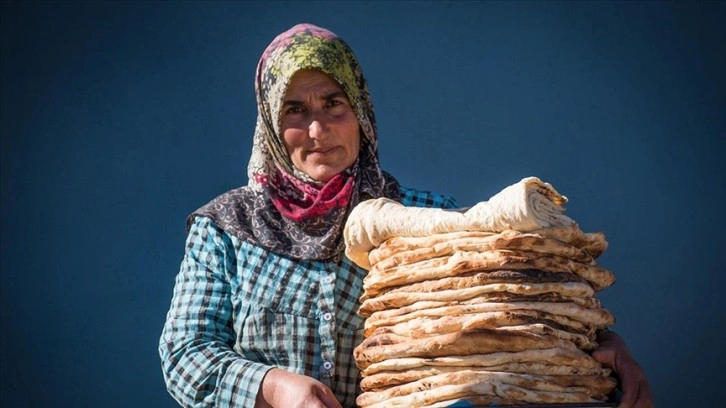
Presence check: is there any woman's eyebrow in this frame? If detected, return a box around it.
[281,99,304,108]
[323,91,347,100]
[283,91,347,106]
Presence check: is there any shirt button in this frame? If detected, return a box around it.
[324,275,334,284]
[323,312,333,321]
[323,361,333,370]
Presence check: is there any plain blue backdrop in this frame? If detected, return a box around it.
[2,1,724,406]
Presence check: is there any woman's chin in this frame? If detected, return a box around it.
[308,172,337,183]
[305,166,344,183]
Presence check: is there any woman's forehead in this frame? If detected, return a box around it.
[284,70,345,99]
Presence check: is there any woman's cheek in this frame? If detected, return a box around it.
[282,128,306,156]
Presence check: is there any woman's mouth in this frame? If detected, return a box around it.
[309,147,338,155]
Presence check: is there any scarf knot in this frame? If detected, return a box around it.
[265,166,355,222]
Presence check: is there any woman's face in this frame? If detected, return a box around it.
[280,69,360,183]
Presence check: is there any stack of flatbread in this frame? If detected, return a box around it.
[344,177,618,407]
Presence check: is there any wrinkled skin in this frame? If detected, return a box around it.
[592,331,654,408]
[256,368,342,408]
[281,70,360,183]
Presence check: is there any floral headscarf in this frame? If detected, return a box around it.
[189,23,400,260]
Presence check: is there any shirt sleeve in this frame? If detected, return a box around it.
[159,217,273,407]
[398,185,461,209]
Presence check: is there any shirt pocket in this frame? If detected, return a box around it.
[235,303,320,374]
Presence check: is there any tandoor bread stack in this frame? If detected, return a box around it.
[344,177,618,407]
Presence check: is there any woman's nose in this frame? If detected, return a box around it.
[308,115,327,140]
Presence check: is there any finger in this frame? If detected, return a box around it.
[316,385,342,408]
[591,347,616,368]
[618,389,635,408]
[635,377,654,408]
[617,370,641,408]
[618,371,653,408]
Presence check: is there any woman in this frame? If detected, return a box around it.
[159,24,652,408]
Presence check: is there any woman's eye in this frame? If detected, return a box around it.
[326,99,346,109]
[285,106,305,115]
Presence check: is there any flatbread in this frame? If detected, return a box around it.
[530,226,609,259]
[371,230,596,271]
[370,231,498,266]
[364,301,614,336]
[360,268,591,302]
[344,179,619,406]
[360,279,598,316]
[357,370,616,407]
[370,226,608,264]
[361,364,613,391]
[344,177,576,270]
[370,317,596,350]
[354,329,578,369]
[363,249,615,295]
[361,383,599,408]
[424,396,522,408]
[361,347,606,376]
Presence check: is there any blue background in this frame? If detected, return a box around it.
[2,1,724,406]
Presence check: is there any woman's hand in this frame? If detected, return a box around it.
[592,330,654,408]
[256,368,342,408]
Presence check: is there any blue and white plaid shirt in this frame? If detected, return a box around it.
[159,186,459,407]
